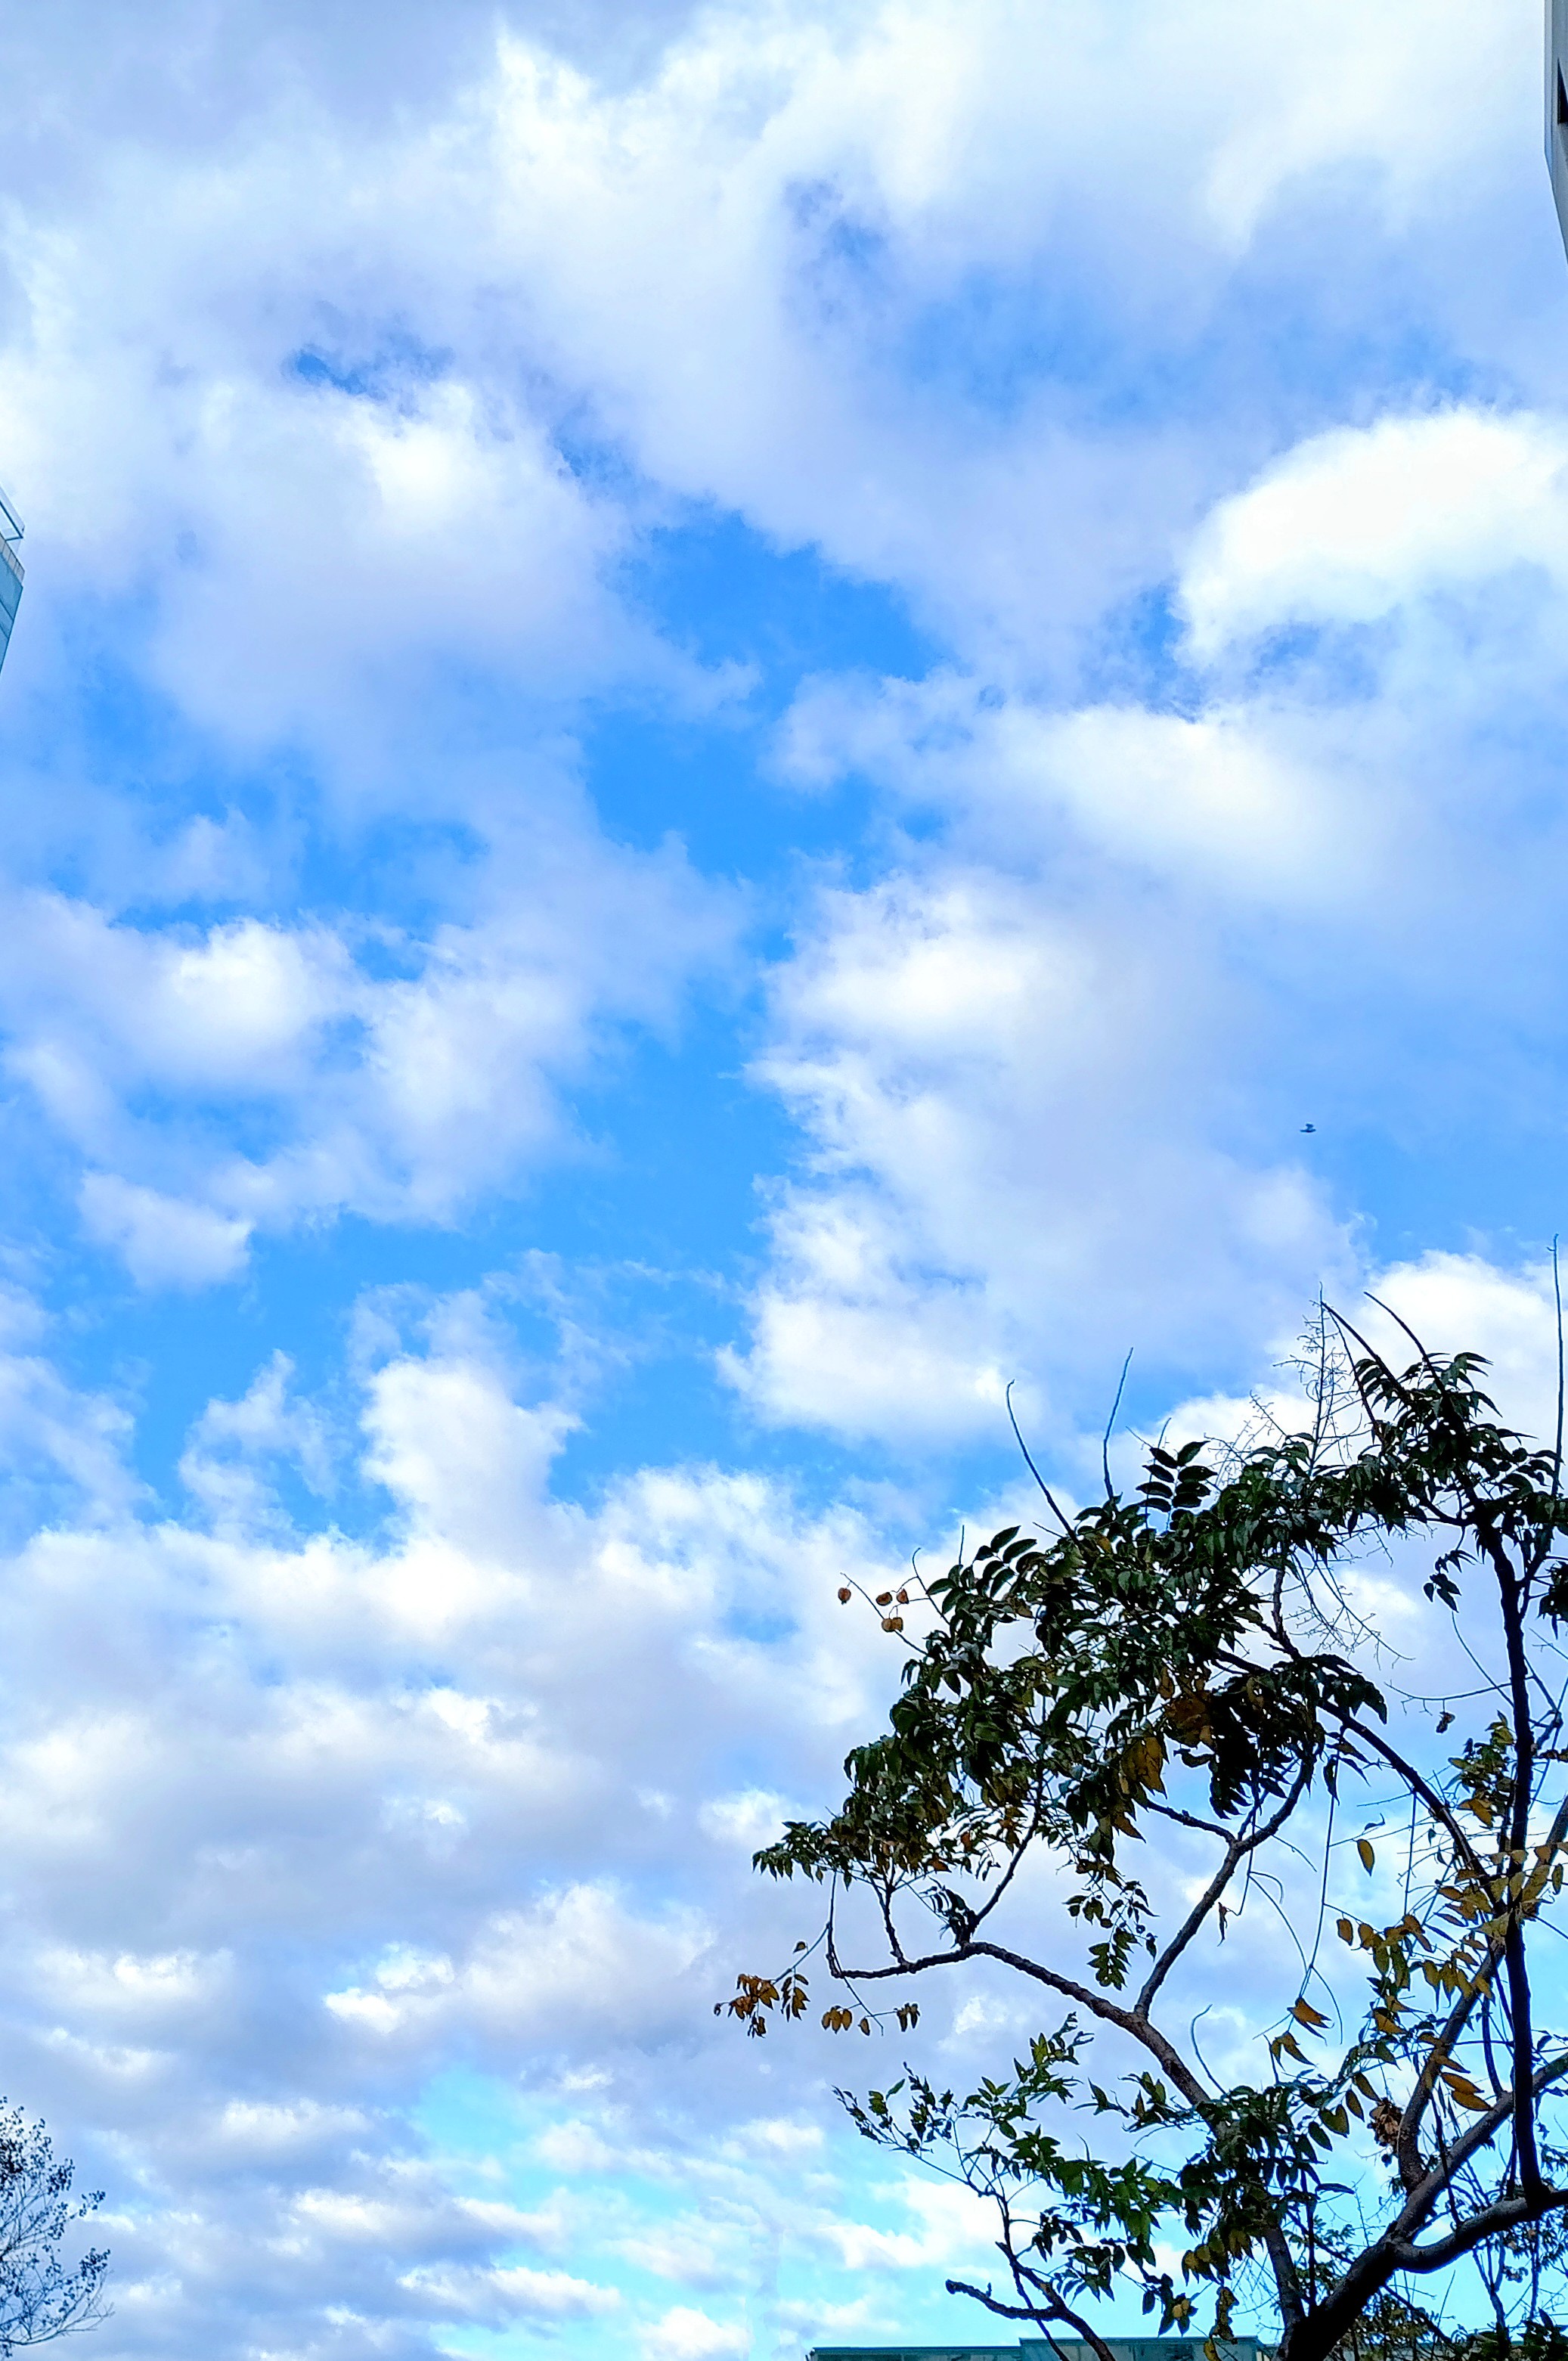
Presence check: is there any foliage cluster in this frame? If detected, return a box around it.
[723,1312,1568,2361]
[0,2106,107,2355]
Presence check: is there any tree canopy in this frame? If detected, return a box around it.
[0,2107,107,2355]
[722,1311,1568,2361]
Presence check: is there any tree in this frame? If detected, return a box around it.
[720,1310,1568,2361]
[0,2108,108,2353]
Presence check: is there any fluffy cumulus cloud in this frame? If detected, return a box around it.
[0,0,1564,2354]
[0,1308,927,2356]
[1179,408,1568,652]
[726,869,1343,1438]
[740,386,1568,1438]
[0,841,729,1277]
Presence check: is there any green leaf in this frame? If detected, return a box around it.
[724,1313,1568,2350]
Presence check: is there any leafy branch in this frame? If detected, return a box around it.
[720,1309,1568,2361]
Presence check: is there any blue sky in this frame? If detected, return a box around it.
[5,2,1568,2356]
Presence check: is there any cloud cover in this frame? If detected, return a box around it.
[0,0,1567,2354]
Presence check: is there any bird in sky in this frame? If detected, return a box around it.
[1300,1124,1316,1134]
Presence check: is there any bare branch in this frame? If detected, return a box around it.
[1136,1764,1311,2018]
[1006,1382,1074,1537]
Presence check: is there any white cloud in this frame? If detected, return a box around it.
[399,2259,621,2322]
[1181,408,1568,659]
[79,1175,253,1289]
[38,1945,231,2019]
[0,845,731,1282]
[178,1351,336,1529]
[697,1789,788,1849]
[617,2214,745,2289]
[728,870,1346,1440]
[641,2303,750,2361]
[0,171,637,750]
[0,6,1561,2359]
[0,1298,925,2352]
[743,390,1568,1464]
[1359,1249,1568,1444]
[825,2173,996,2275]
[209,2099,370,2158]
[779,668,1367,904]
[0,0,1536,761]
[322,1883,711,2049]
[727,2116,823,2160]
[0,0,1550,1345]
[0,902,346,1092]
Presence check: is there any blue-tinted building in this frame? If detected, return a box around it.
[0,482,22,676]
[812,2343,1262,2361]
[1550,0,1568,259]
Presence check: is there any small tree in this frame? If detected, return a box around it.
[721,1312,1568,2361]
[0,2108,107,2353]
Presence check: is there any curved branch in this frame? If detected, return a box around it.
[1145,1798,1234,1841]
[1136,1762,1311,2019]
[944,2273,1119,2361]
[1390,2189,1568,2277]
[1494,1537,1544,2196]
[1395,2050,1568,2242]
[1396,1790,1568,2189]
[1340,1717,1492,1884]
[1006,1383,1074,1537]
[831,1933,1218,2111]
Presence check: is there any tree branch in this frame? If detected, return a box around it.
[944,2273,1119,2361]
[1340,1717,1492,1884]
[1390,2189,1568,2276]
[827,1934,1215,2107]
[1136,1764,1310,2019]
[1493,1531,1544,2196]
[1393,2050,1568,2244]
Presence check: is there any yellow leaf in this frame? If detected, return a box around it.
[1441,2074,1489,2112]
[1336,1916,1355,1944]
[1357,1838,1375,1873]
[1291,1998,1329,2029]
